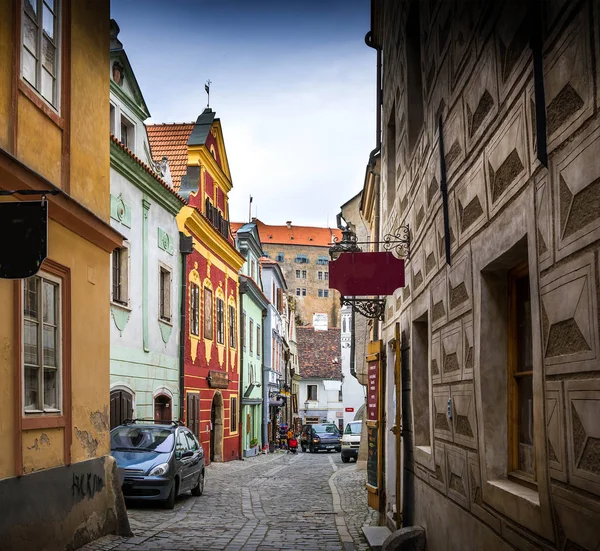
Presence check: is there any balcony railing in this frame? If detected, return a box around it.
[205,198,230,240]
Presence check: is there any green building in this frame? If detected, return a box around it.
[235,223,269,456]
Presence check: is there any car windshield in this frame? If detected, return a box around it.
[313,425,339,435]
[345,422,362,435]
[111,426,175,453]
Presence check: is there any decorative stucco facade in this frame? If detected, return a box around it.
[366,1,600,549]
[108,22,185,428]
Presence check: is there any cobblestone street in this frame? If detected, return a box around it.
[83,451,377,551]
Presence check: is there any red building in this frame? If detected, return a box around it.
[148,109,245,463]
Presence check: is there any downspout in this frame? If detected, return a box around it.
[239,280,245,457]
[178,233,193,422]
[262,310,268,447]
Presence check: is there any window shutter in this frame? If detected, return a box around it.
[165,270,171,319]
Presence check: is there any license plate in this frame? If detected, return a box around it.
[326,445,334,449]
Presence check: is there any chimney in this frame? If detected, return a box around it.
[286,221,292,229]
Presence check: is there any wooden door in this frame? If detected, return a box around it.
[187,393,200,436]
[110,389,133,429]
[154,394,172,422]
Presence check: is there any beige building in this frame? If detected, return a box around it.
[232,219,342,327]
[364,0,600,549]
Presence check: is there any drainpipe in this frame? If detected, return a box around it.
[239,279,246,457]
[178,233,194,422]
[262,311,268,447]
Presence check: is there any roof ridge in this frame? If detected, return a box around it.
[147,122,195,127]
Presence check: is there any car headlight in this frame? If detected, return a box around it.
[313,438,320,443]
[149,462,169,476]
[342,441,350,447]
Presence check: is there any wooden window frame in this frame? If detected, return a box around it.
[14,259,72,475]
[307,384,318,401]
[216,297,224,344]
[229,304,236,348]
[230,395,238,434]
[159,264,172,323]
[242,311,247,351]
[249,318,254,354]
[256,324,261,358]
[507,262,537,488]
[111,245,129,307]
[190,283,199,336]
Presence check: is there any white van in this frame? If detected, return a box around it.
[341,421,362,463]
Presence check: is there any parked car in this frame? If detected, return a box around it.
[110,421,205,509]
[341,421,362,463]
[300,423,341,453]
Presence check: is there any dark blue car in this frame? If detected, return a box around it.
[110,421,205,509]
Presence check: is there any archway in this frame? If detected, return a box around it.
[210,392,224,462]
[154,394,172,423]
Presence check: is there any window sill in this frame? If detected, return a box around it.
[22,413,65,430]
[159,318,173,327]
[19,80,63,129]
[488,478,540,507]
[111,301,131,312]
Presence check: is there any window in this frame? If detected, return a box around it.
[276,252,284,262]
[159,266,172,322]
[412,311,430,450]
[250,260,256,280]
[302,270,307,279]
[295,254,309,264]
[508,263,535,479]
[256,324,261,358]
[324,289,329,298]
[23,273,61,412]
[21,0,60,108]
[386,106,397,212]
[204,287,213,340]
[120,116,134,149]
[112,247,128,305]
[296,288,301,296]
[229,305,236,348]
[190,283,199,336]
[318,289,323,298]
[249,318,254,354]
[316,256,329,265]
[296,269,301,279]
[338,389,343,401]
[109,104,116,135]
[230,396,238,432]
[242,311,247,350]
[307,385,318,401]
[302,288,307,297]
[318,271,323,280]
[324,272,328,281]
[216,298,224,344]
[406,0,424,153]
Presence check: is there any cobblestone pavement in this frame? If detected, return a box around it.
[81,451,376,551]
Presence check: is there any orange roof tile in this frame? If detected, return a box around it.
[231,219,341,247]
[110,134,186,204]
[146,123,195,191]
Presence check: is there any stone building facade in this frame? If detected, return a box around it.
[232,220,342,328]
[368,0,600,549]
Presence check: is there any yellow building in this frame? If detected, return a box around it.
[0,1,129,548]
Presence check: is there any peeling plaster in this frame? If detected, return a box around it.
[90,407,109,433]
[74,427,99,458]
[27,432,51,451]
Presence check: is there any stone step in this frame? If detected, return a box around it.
[363,526,393,551]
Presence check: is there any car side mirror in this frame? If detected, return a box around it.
[181,450,194,459]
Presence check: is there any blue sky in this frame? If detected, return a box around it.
[111,0,376,227]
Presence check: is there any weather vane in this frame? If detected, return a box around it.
[205,79,212,108]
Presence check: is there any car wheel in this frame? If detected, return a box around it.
[336,447,341,453]
[309,445,316,453]
[164,480,176,509]
[301,446,307,452]
[341,455,350,463]
[191,470,204,496]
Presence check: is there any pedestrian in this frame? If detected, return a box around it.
[287,427,294,440]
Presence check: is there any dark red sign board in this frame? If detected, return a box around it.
[345,407,354,412]
[329,252,405,296]
[367,360,379,422]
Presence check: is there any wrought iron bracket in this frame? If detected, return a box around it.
[330,224,410,259]
[341,296,386,320]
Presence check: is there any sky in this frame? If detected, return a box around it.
[111,0,376,228]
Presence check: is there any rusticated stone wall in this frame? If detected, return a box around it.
[376,0,600,548]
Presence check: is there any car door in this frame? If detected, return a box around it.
[175,429,193,492]
[183,430,203,483]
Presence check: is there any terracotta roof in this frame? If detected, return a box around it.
[110,134,186,204]
[259,257,279,266]
[146,123,194,191]
[296,327,341,380]
[231,219,341,247]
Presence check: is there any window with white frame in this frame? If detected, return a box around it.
[316,256,329,265]
[301,288,307,297]
[324,272,329,280]
[296,269,301,278]
[109,104,116,135]
[296,288,301,296]
[318,289,323,298]
[295,254,309,264]
[23,273,61,412]
[190,283,199,336]
[324,289,329,298]
[256,324,261,358]
[318,271,323,280]
[159,266,172,322]
[112,247,129,306]
[302,270,307,279]
[249,318,254,354]
[307,384,318,401]
[22,0,60,108]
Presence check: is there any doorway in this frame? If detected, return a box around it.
[154,394,172,423]
[110,388,133,429]
[210,392,224,462]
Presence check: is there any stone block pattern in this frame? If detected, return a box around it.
[378,0,600,544]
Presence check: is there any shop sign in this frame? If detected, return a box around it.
[367,360,379,422]
[345,407,354,412]
[208,370,229,389]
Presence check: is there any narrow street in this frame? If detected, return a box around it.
[83,452,376,551]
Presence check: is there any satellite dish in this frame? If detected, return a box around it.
[0,200,48,279]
